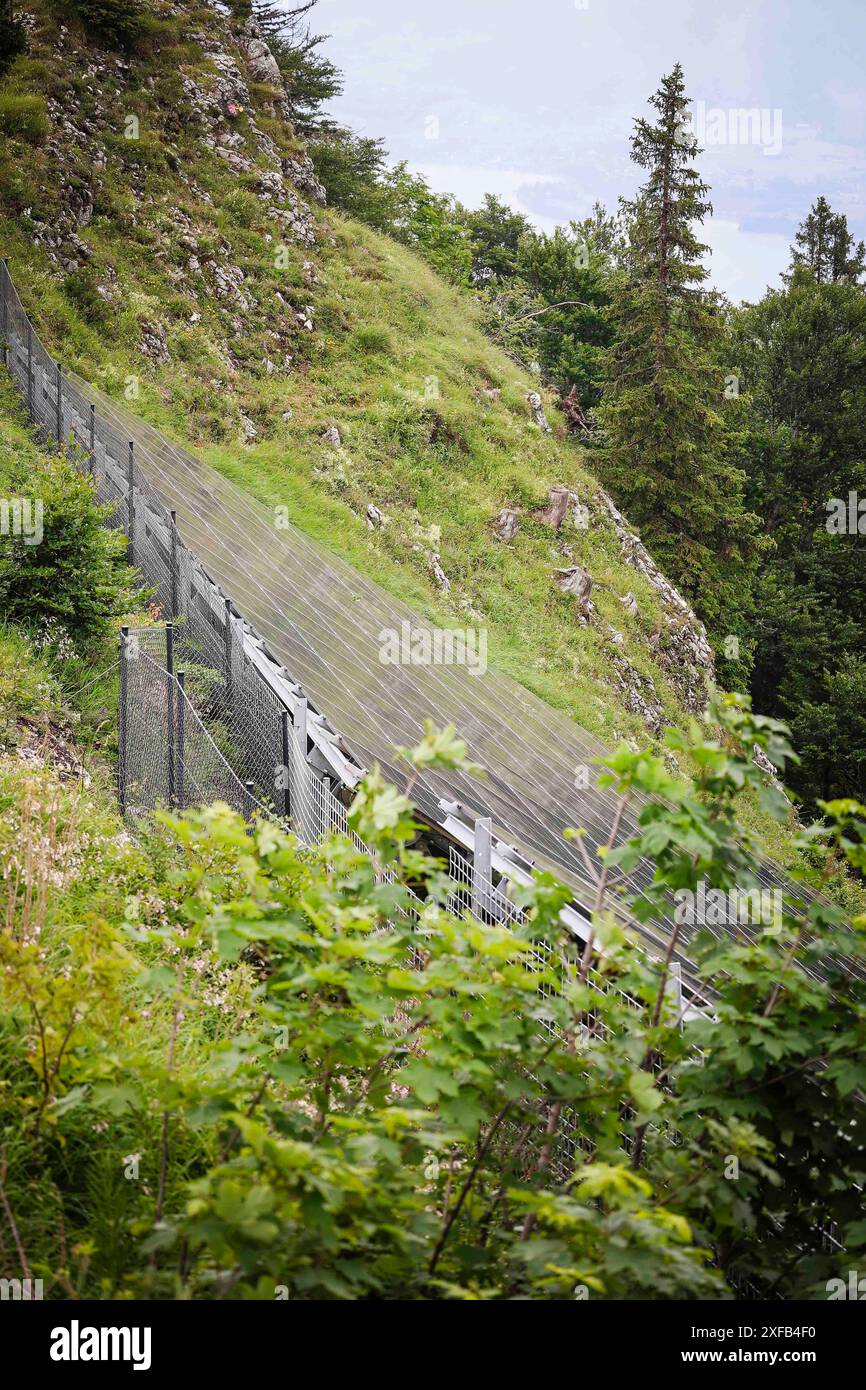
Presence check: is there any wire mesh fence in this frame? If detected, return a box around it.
[0,250,739,1026]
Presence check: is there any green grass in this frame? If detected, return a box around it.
[0,92,49,141]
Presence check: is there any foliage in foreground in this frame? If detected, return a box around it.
[0,387,139,658]
[1,699,865,1300]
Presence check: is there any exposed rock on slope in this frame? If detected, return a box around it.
[597,489,715,713]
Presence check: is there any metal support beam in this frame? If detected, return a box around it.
[224,597,234,731]
[1,257,7,367]
[127,440,135,566]
[170,510,179,620]
[166,623,175,808]
[280,708,291,822]
[55,361,62,444]
[176,671,185,811]
[472,816,493,920]
[118,626,129,818]
[88,403,95,476]
[294,695,309,842]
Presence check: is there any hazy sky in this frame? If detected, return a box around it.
[310,0,866,303]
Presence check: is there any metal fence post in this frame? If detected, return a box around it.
[170,510,179,620]
[472,816,493,919]
[119,626,129,818]
[127,440,135,566]
[55,361,62,444]
[88,403,95,476]
[294,695,308,841]
[176,671,185,811]
[26,321,32,417]
[224,597,234,726]
[1,258,8,367]
[244,780,255,823]
[280,708,291,822]
[166,622,175,808]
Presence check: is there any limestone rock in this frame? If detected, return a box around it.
[139,320,169,363]
[535,484,575,531]
[527,390,552,433]
[430,553,451,590]
[494,508,519,542]
[608,651,664,735]
[598,487,714,713]
[238,20,283,87]
[555,565,593,614]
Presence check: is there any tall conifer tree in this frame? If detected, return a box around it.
[599,65,760,646]
[790,195,865,285]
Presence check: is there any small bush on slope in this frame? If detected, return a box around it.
[0,382,139,657]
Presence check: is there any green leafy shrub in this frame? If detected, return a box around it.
[222,187,263,229]
[0,446,139,655]
[62,265,111,326]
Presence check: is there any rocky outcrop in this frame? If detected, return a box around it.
[238,19,284,87]
[597,487,714,713]
[555,565,594,617]
[430,553,451,591]
[535,484,575,531]
[608,650,665,735]
[182,25,320,241]
[139,320,170,364]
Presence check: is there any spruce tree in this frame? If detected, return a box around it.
[598,65,761,650]
[790,195,865,285]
